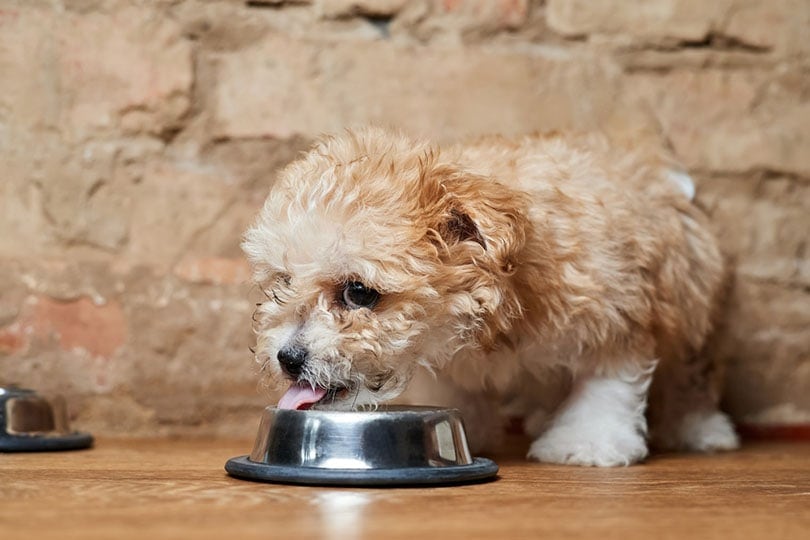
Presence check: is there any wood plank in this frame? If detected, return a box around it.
[1,438,808,540]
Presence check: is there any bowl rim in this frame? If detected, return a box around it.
[264,405,464,419]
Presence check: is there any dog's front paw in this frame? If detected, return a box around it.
[527,425,648,467]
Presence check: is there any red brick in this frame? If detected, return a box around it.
[173,256,252,285]
[0,323,29,355]
[2,296,127,359]
[438,0,528,28]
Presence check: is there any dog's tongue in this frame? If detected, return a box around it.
[277,382,327,410]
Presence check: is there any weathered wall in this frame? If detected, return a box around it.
[0,0,807,436]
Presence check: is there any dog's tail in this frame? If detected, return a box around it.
[664,169,696,201]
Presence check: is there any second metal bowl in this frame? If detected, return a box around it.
[225,406,498,486]
[0,385,93,452]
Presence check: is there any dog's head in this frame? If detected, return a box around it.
[242,128,529,410]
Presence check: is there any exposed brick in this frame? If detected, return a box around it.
[394,0,531,42]
[547,0,810,55]
[0,6,192,138]
[316,0,408,18]
[0,0,808,433]
[2,133,164,254]
[38,142,132,251]
[546,0,729,42]
[58,7,193,136]
[0,8,59,133]
[0,323,29,356]
[699,175,810,287]
[213,35,632,141]
[629,70,810,176]
[720,279,810,422]
[125,160,235,269]
[723,0,810,55]
[0,156,53,256]
[121,276,259,434]
[0,259,123,305]
[2,296,127,359]
[73,394,159,435]
[174,256,252,285]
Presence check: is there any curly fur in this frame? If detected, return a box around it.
[242,127,739,464]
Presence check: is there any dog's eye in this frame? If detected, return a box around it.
[342,281,380,310]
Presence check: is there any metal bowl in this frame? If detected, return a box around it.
[225,406,498,486]
[0,385,93,452]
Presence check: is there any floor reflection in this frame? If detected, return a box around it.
[315,491,372,540]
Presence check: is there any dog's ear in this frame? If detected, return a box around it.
[438,207,487,250]
[420,163,530,347]
[423,165,529,271]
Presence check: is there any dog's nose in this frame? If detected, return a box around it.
[277,345,308,377]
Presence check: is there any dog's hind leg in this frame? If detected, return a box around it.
[647,350,739,452]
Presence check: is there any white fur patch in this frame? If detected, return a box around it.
[678,410,740,452]
[528,367,652,467]
[666,170,696,201]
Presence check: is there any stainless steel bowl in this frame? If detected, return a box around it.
[225,406,498,486]
[0,385,93,452]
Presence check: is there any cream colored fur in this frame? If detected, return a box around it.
[242,127,739,466]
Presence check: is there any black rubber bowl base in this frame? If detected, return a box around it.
[0,432,94,453]
[225,455,499,487]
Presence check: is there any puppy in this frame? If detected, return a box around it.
[242,127,739,466]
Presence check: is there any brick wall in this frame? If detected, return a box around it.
[1,0,807,436]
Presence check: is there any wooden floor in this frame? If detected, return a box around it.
[1,438,808,540]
